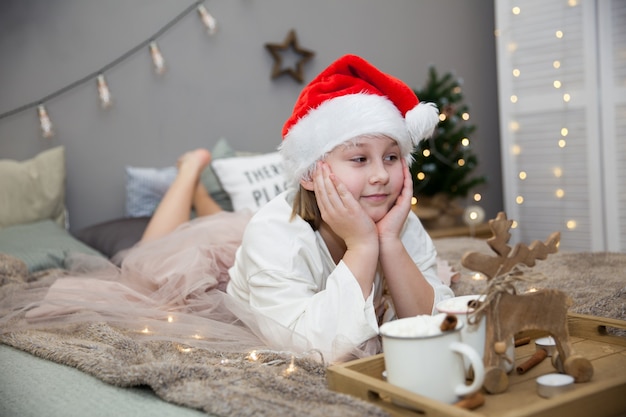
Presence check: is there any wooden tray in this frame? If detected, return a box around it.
[327,313,626,417]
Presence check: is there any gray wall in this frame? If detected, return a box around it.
[0,0,502,232]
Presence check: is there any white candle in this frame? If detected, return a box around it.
[536,373,574,398]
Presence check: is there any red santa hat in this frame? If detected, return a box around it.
[279,54,439,187]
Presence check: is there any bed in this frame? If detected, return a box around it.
[1,146,625,417]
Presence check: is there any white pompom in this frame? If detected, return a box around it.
[405,102,439,144]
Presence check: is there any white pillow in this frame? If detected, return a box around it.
[211,152,287,212]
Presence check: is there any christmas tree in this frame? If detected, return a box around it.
[410,66,487,201]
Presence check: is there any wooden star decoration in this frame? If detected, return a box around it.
[265,29,315,84]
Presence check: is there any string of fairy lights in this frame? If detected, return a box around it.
[0,1,218,138]
[497,0,579,234]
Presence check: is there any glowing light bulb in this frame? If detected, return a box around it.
[555,188,565,198]
[472,273,485,281]
[556,30,564,39]
[283,356,297,376]
[37,105,54,138]
[96,74,112,108]
[510,95,518,103]
[463,205,485,226]
[519,171,527,180]
[439,114,447,122]
[563,93,571,102]
[516,196,524,204]
[512,68,520,77]
[457,158,466,167]
[149,41,166,74]
[561,128,568,137]
[553,80,562,89]
[422,149,431,157]
[197,4,217,35]
[553,167,563,178]
[461,112,470,120]
[461,138,470,146]
[566,220,577,230]
[416,172,426,181]
[473,193,482,202]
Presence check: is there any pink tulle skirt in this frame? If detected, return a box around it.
[0,211,327,360]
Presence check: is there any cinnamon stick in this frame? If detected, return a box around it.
[440,314,458,331]
[514,336,531,347]
[516,348,548,374]
[454,392,485,410]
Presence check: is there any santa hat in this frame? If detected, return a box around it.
[279,54,439,187]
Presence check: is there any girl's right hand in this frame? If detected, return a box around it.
[312,161,378,249]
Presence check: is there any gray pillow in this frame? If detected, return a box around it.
[0,220,104,272]
[73,217,151,258]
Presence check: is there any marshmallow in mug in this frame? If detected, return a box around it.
[380,313,453,337]
[436,294,484,315]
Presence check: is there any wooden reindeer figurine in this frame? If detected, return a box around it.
[461,212,593,394]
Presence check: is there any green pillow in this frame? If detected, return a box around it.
[0,220,104,272]
[0,147,66,229]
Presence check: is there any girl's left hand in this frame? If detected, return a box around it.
[376,159,413,240]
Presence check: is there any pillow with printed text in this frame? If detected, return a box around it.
[211,152,287,212]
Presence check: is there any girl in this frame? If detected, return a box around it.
[227,54,454,360]
[1,54,453,363]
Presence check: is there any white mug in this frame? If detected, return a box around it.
[436,295,515,374]
[380,314,485,404]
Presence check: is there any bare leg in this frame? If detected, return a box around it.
[140,149,211,242]
[193,181,223,217]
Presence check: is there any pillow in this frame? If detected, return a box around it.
[0,147,66,229]
[211,152,287,212]
[125,138,235,217]
[0,220,104,272]
[73,217,151,258]
[125,166,177,217]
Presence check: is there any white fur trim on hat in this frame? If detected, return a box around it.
[279,94,438,188]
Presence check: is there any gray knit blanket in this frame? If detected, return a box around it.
[436,237,626,330]
[0,254,388,417]
[2,237,625,416]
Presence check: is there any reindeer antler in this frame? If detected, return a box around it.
[461,212,560,279]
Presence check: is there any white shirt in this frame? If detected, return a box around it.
[226,190,453,361]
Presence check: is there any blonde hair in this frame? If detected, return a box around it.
[291,185,322,230]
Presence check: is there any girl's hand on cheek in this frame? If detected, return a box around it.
[376,159,413,241]
[313,162,377,248]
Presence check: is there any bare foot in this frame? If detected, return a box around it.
[176,149,212,177]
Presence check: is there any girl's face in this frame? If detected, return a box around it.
[323,135,404,222]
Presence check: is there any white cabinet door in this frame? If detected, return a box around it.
[495,0,626,251]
